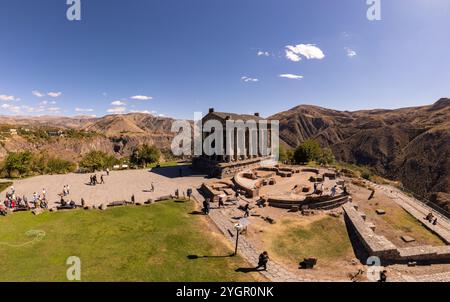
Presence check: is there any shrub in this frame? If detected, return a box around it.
[79,151,118,172]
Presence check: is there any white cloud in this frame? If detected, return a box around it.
[285,50,301,62]
[32,90,44,98]
[279,74,304,80]
[39,100,49,106]
[130,110,152,114]
[48,91,62,98]
[285,44,325,61]
[0,94,16,102]
[241,76,259,82]
[107,107,126,114]
[111,100,126,106]
[130,95,153,101]
[75,108,94,112]
[345,47,357,58]
[158,114,165,117]
[257,50,270,56]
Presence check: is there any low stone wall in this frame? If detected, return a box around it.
[233,172,259,198]
[343,204,399,259]
[268,194,350,210]
[193,156,271,178]
[343,204,450,263]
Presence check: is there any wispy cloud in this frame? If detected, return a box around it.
[47,92,62,98]
[279,74,304,80]
[345,47,357,58]
[241,76,259,82]
[111,100,126,106]
[257,50,270,57]
[32,90,44,98]
[1,103,21,114]
[0,94,17,102]
[75,108,94,112]
[130,110,152,114]
[130,95,153,101]
[107,107,126,114]
[285,44,325,61]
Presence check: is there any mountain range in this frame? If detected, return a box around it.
[1,98,449,206]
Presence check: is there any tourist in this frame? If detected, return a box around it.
[218,196,225,208]
[131,194,135,204]
[243,203,250,218]
[10,186,15,195]
[378,270,387,282]
[187,188,192,200]
[433,218,438,226]
[60,196,67,207]
[331,185,337,197]
[313,183,318,194]
[150,182,155,192]
[69,200,76,208]
[368,189,375,200]
[106,168,110,176]
[175,189,179,199]
[81,198,85,207]
[67,185,70,195]
[42,188,47,199]
[319,183,324,196]
[100,175,105,184]
[256,251,270,271]
[93,175,98,185]
[203,198,210,215]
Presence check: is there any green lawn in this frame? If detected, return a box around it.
[0,200,258,281]
[269,216,354,263]
[0,182,12,193]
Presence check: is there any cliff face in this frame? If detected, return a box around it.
[270,99,450,200]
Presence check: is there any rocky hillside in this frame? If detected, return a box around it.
[0,113,177,161]
[270,98,450,202]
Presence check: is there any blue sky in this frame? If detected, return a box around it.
[0,0,449,119]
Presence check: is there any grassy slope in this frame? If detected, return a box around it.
[0,201,258,281]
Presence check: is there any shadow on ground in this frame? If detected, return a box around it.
[150,165,207,179]
[187,254,234,260]
[235,267,261,273]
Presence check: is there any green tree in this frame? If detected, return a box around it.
[293,139,322,164]
[130,145,161,167]
[279,145,293,163]
[317,147,336,165]
[79,151,118,172]
[3,151,34,177]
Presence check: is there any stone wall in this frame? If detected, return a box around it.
[343,204,450,263]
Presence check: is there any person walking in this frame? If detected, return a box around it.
[106,168,110,176]
[100,175,105,184]
[203,198,210,215]
[243,203,250,218]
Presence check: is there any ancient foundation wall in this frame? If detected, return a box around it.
[343,204,450,263]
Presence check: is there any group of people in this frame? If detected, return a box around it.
[89,174,105,186]
[425,212,438,225]
[1,186,49,215]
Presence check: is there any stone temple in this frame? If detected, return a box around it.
[193,108,276,178]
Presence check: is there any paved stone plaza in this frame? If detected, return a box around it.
[6,166,207,207]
